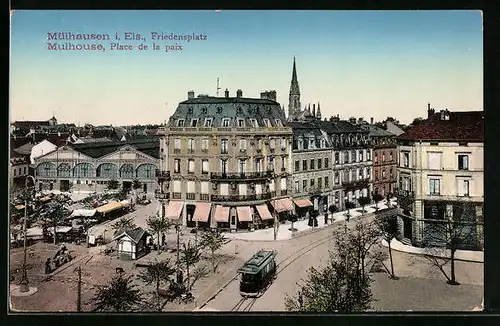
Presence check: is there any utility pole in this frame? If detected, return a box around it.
[76,266,82,312]
[19,175,35,293]
[176,224,180,267]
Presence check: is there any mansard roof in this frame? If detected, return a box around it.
[69,137,159,159]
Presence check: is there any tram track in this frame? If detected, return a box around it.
[229,231,333,311]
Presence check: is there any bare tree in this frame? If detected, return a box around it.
[199,229,230,273]
[421,202,482,285]
[376,213,399,279]
[137,258,176,311]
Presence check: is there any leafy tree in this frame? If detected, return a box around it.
[372,193,383,210]
[179,240,201,290]
[46,202,67,244]
[107,179,120,190]
[328,205,338,214]
[146,215,171,252]
[422,202,481,285]
[199,229,230,273]
[111,217,137,234]
[411,117,425,125]
[90,273,144,312]
[137,258,176,311]
[376,213,399,279]
[358,196,371,213]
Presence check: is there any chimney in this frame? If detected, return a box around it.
[260,90,277,101]
[349,117,356,124]
[225,88,229,98]
[236,89,243,98]
[187,90,195,99]
[358,117,363,124]
[370,117,374,125]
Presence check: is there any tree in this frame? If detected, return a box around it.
[111,217,137,234]
[328,205,338,214]
[358,196,371,214]
[199,229,230,273]
[421,202,481,285]
[146,215,171,252]
[284,223,375,312]
[90,273,144,312]
[179,240,201,290]
[411,117,425,125]
[372,193,383,210]
[376,213,399,279]
[46,202,67,245]
[107,179,119,190]
[137,258,176,311]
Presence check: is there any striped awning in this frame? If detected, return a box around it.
[15,205,25,210]
[236,206,252,222]
[165,201,184,220]
[214,205,230,223]
[272,198,295,213]
[96,201,123,214]
[256,204,273,221]
[193,202,212,222]
[294,199,313,208]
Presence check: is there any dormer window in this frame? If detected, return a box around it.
[188,107,193,114]
[177,119,185,127]
[222,118,231,127]
[263,118,271,127]
[237,118,245,127]
[202,107,208,114]
[321,139,326,148]
[275,119,282,126]
[204,118,213,127]
[249,119,259,128]
[217,107,222,114]
[237,107,243,114]
[190,119,198,127]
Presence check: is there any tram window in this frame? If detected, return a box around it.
[242,274,255,282]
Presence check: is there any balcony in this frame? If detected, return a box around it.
[280,190,288,196]
[210,171,273,180]
[343,178,370,190]
[155,169,171,180]
[200,194,210,201]
[187,149,194,154]
[154,190,170,200]
[173,149,181,154]
[211,193,272,202]
[172,192,182,199]
[186,193,196,200]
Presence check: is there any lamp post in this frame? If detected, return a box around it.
[344,196,349,234]
[20,175,36,293]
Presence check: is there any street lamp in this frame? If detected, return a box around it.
[19,175,36,293]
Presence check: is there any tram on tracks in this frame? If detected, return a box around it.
[238,249,277,297]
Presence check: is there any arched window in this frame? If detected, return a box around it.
[96,163,118,179]
[36,162,56,178]
[73,163,93,179]
[136,164,155,179]
[57,163,71,177]
[120,164,135,178]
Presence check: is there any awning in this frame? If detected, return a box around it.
[96,201,123,214]
[256,204,273,221]
[15,205,25,210]
[214,205,230,223]
[39,196,52,202]
[69,209,96,218]
[165,201,184,220]
[236,206,252,222]
[193,202,212,222]
[294,199,313,208]
[120,200,131,207]
[272,198,295,213]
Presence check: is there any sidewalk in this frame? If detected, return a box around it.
[381,238,484,263]
[223,198,398,242]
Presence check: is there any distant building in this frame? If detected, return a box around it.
[287,57,322,122]
[157,89,293,230]
[33,138,159,193]
[396,105,484,249]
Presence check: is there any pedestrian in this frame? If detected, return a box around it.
[324,212,328,225]
[177,270,183,285]
[45,258,52,274]
[161,233,166,247]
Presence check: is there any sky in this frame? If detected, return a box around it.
[10,10,483,126]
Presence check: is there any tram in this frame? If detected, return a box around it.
[238,249,277,297]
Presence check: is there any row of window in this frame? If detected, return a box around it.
[374,150,394,163]
[173,137,288,154]
[292,138,327,150]
[374,168,395,181]
[293,176,330,193]
[12,166,28,176]
[173,157,288,174]
[294,157,330,172]
[399,177,471,197]
[401,152,470,171]
[177,117,282,128]
[334,149,372,164]
[36,162,156,179]
[170,178,287,195]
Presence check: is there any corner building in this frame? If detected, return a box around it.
[157,89,294,230]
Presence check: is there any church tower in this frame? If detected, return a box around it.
[288,57,301,120]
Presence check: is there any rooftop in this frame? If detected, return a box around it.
[397,110,484,142]
[69,137,160,159]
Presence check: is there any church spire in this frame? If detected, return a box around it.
[290,56,300,95]
[288,56,301,120]
[316,102,322,119]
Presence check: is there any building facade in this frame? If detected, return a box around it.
[158,89,294,230]
[33,138,159,193]
[396,106,484,249]
[360,124,397,197]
